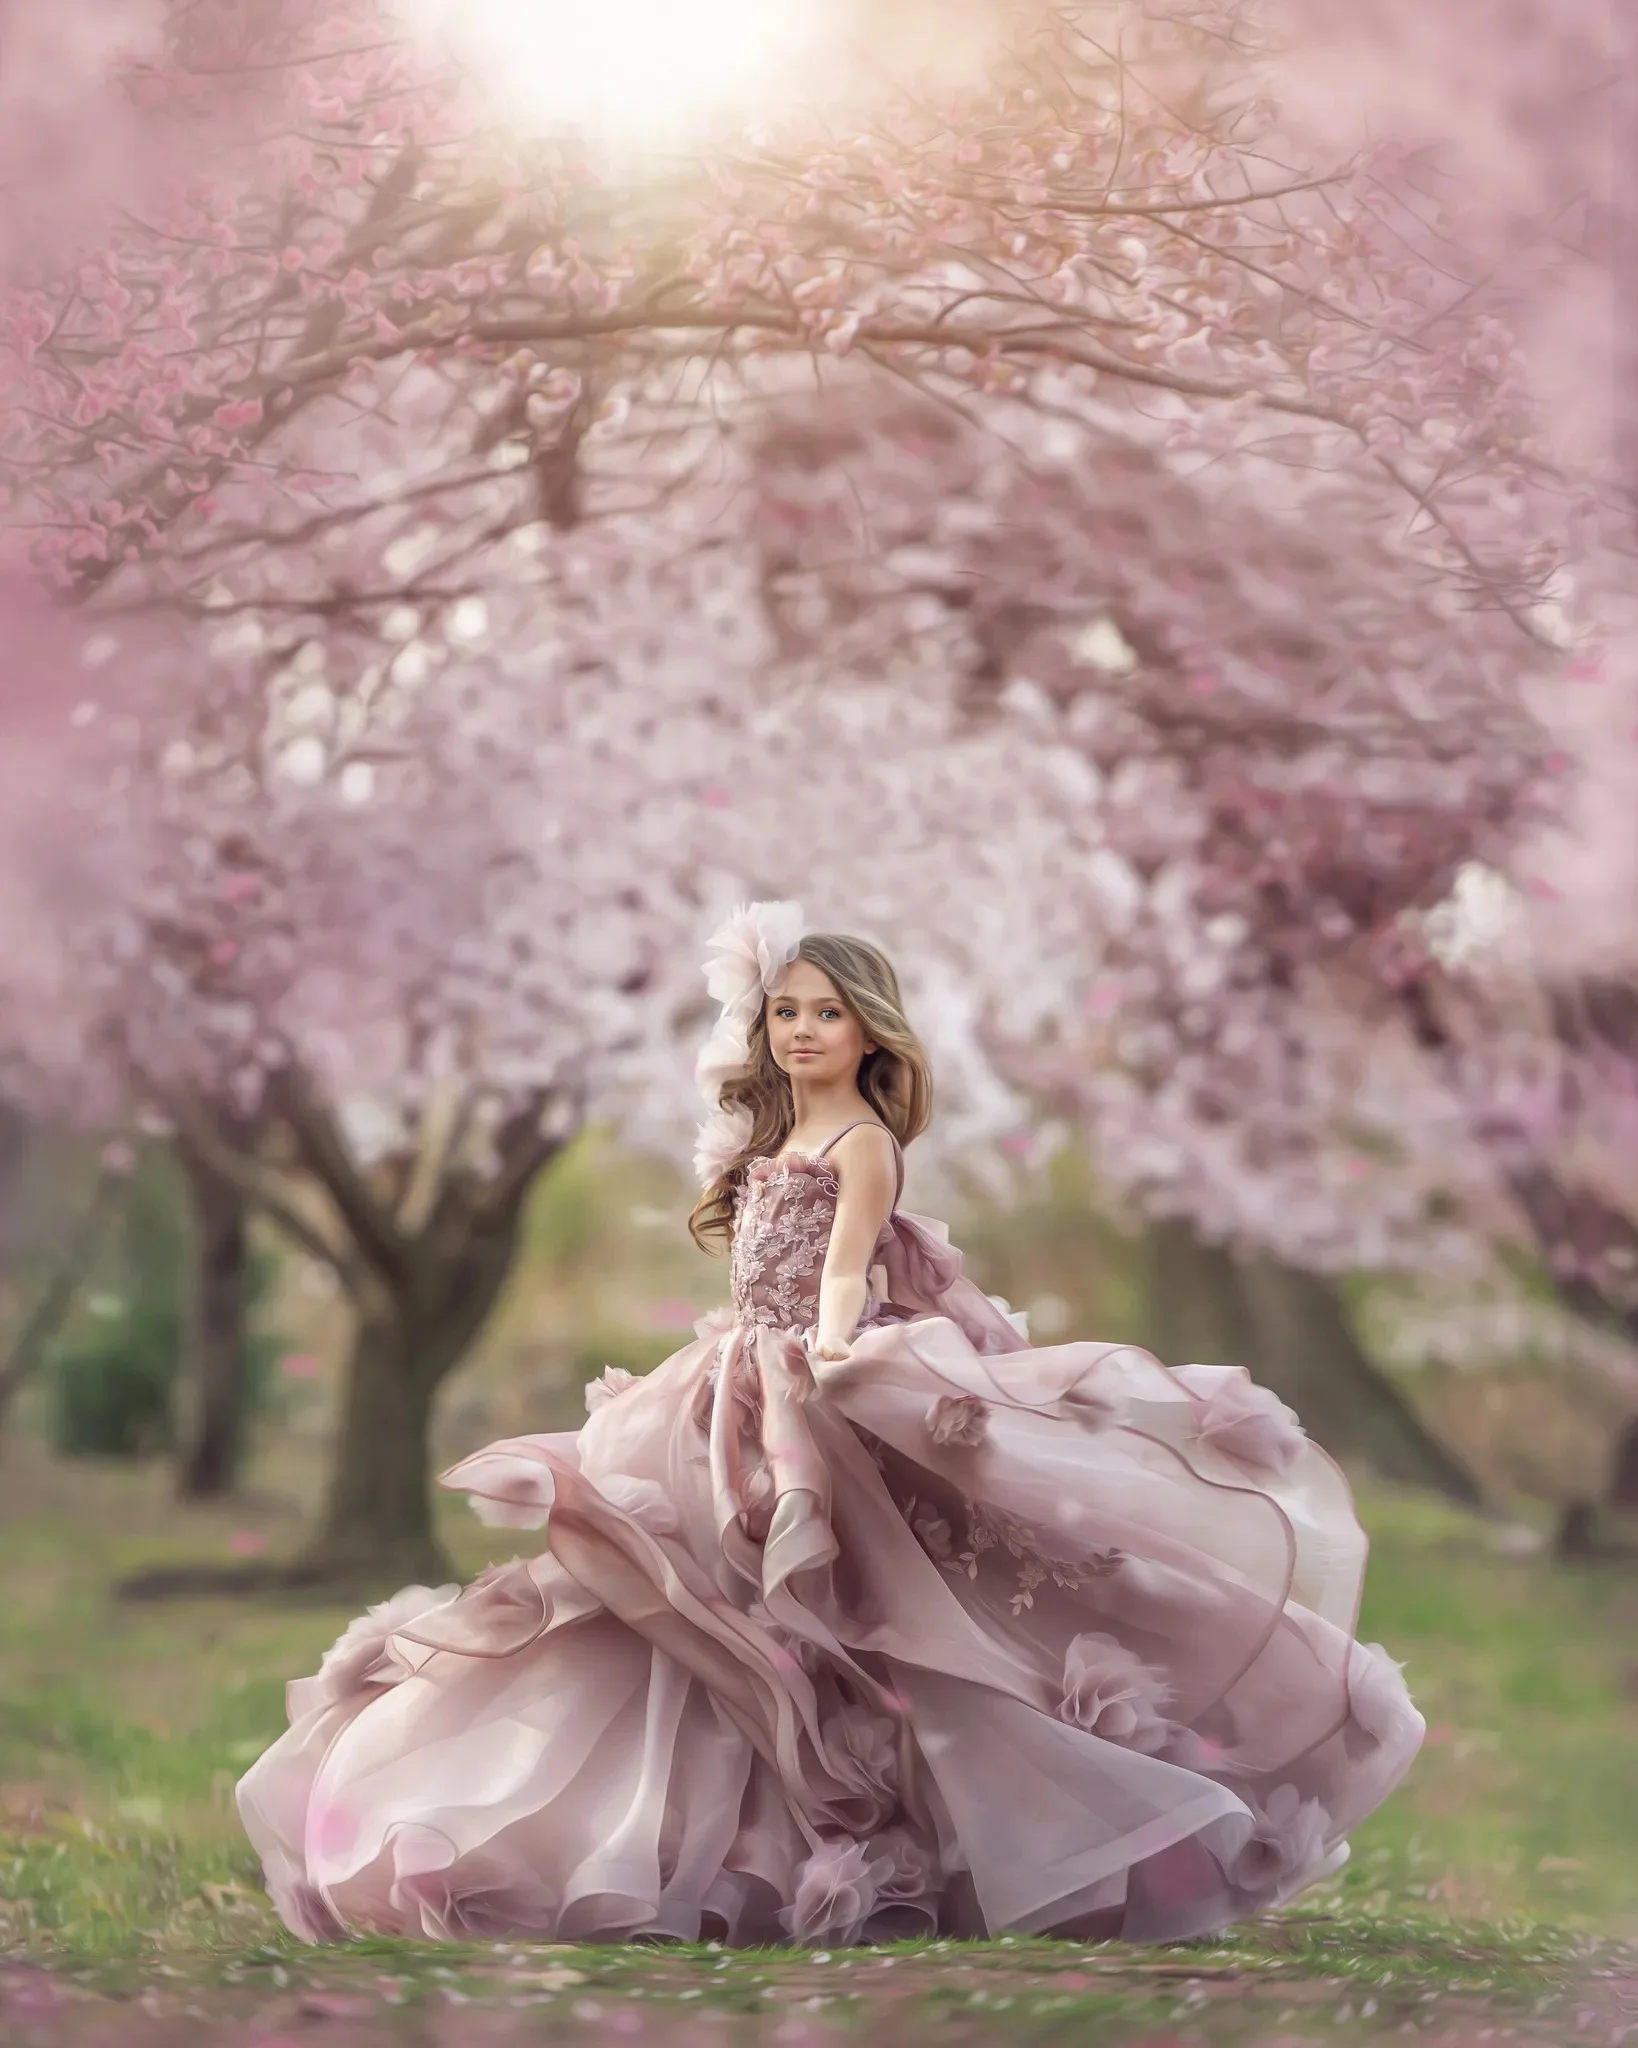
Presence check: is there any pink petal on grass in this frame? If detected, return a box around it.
[281,1353,320,1379]
[298,1992,371,2019]
[229,1530,268,1558]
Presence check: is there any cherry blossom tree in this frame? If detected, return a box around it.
[4,0,1630,1554]
[3,442,1102,1581]
[0,0,1593,630]
[725,367,1638,1490]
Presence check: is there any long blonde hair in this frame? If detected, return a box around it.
[688,931,932,1253]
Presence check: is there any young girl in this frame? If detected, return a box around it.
[239,903,1423,1948]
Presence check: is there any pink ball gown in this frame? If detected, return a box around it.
[238,1123,1423,1947]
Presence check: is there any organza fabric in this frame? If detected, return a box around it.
[238,1133,1423,1947]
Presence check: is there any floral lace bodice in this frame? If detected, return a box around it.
[730,1154,840,1332]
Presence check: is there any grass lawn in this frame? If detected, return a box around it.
[2,1453,1635,2044]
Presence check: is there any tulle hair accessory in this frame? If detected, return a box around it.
[692,900,805,1185]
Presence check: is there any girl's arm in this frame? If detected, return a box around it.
[813,1125,898,1360]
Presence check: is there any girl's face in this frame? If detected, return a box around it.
[767,959,874,1087]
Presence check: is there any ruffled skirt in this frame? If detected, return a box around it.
[237,1311,1423,1947]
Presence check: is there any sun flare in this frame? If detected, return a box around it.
[426,0,826,142]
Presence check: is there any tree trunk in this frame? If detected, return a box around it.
[299,1309,452,1585]
[1236,1257,1483,1504]
[173,1145,253,1499]
[0,1174,117,1425]
[296,1206,529,1590]
[1142,1218,1483,1505]
[1141,1218,1262,1369]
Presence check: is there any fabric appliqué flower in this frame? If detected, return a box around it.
[1059,1631,1173,1752]
[905,1498,954,1563]
[585,1364,641,1415]
[927,1393,989,1449]
[1230,1783,1336,1896]
[861,1826,938,1935]
[1173,1363,1307,1474]
[1347,1639,1423,1750]
[293,1584,460,1714]
[780,1836,896,1946]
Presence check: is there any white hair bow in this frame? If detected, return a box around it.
[692,900,804,1184]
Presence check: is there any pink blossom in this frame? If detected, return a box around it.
[297,1992,371,2020]
[228,1529,267,1558]
[280,1353,320,1380]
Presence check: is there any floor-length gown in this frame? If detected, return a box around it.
[238,1123,1424,1947]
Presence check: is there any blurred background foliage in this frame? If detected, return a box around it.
[2,1113,1633,1520]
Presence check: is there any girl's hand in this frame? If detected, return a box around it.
[812,1333,852,1363]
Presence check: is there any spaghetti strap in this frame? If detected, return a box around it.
[816,1120,904,1205]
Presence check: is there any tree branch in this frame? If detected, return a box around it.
[266,1066,412,1287]
[160,1093,353,1281]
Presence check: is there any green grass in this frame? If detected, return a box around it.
[1,1461,1635,2042]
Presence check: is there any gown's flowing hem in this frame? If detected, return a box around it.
[238,1201,1424,1949]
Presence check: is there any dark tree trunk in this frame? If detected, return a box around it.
[174,1145,253,1499]
[301,1310,451,1584]
[296,1202,530,1590]
[1141,1218,1262,1369]
[1609,1417,1638,1514]
[0,1174,117,1425]
[1142,1218,1484,1505]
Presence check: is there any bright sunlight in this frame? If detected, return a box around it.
[421,0,827,143]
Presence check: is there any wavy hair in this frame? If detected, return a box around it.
[688,931,932,1253]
